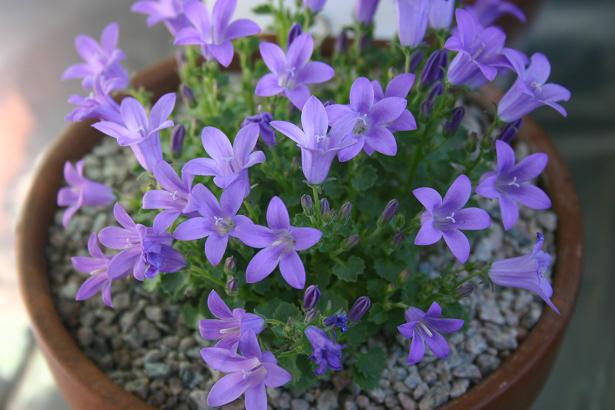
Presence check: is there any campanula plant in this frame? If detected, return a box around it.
[61,0,570,407]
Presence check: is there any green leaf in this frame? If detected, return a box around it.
[252,4,273,14]
[373,259,400,282]
[159,272,189,299]
[353,346,386,390]
[351,164,378,191]
[367,303,388,325]
[332,256,365,282]
[273,301,301,322]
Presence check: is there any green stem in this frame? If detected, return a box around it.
[311,184,321,219]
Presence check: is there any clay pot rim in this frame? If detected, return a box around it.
[16,57,582,410]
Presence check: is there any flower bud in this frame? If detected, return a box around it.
[393,231,406,247]
[303,285,321,310]
[171,125,186,158]
[320,198,330,216]
[288,23,303,46]
[305,308,319,323]
[444,107,465,135]
[343,234,360,250]
[420,49,448,87]
[242,112,275,146]
[381,199,400,222]
[180,84,196,106]
[497,119,522,143]
[457,283,475,298]
[301,194,313,211]
[356,0,380,24]
[348,296,371,322]
[225,277,238,294]
[421,82,444,117]
[408,50,424,73]
[224,256,236,274]
[335,28,350,53]
[340,201,352,220]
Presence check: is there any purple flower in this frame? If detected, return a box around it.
[99,203,186,280]
[420,50,448,86]
[323,314,348,332]
[413,175,491,263]
[174,0,260,67]
[287,23,303,46]
[271,96,351,185]
[62,22,129,90]
[92,93,176,172]
[398,302,464,365]
[356,0,380,24]
[201,331,292,409]
[476,140,550,230]
[444,106,465,135]
[255,33,335,109]
[174,183,250,266]
[142,160,195,222]
[131,0,191,35]
[444,9,510,88]
[57,160,115,228]
[303,0,326,13]
[371,73,418,132]
[170,124,186,157]
[489,232,559,313]
[497,119,522,143]
[466,0,526,27]
[183,123,265,197]
[326,77,411,161]
[73,233,128,307]
[199,290,264,350]
[428,0,455,29]
[242,112,276,146]
[305,326,344,375]
[348,296,371,322]
[396,0,429,47]
[303,285,321,310]
[498,52,571,122]
[66,76,122,123]
[236,196,322,289]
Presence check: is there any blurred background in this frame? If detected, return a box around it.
[0,0,613,409]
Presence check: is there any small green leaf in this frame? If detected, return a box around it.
[252,4,273,14]
[353,346,386,390]
[332,256,365,282]
[351,164,378,191]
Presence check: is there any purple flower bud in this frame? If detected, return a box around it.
[497,119,523,143]
[224,256,236,273]
[408,50,424,73]
[348,296,371,322]
[301,194,313,211]
[303,0,326,13]
[335,28,350,53]
[421,49,448,86]
[320,198,330,216]
[242,112,275,146]
[393,231,406,246]
[340,201,352,220]
[180,84,196,106]
[303,285,321,310]
[421,99,434,118]
[171,124,186,157]
[225,277,238,294]
[444,107,466,135]
[381,199,400,222]
[305,308,319,323]
[421,82,444,117]
[457,282,475,298]
[356,0,380,24]
[288,23,303,46]
[343,234,360,250]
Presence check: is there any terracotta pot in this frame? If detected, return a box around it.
[16,57,581,409]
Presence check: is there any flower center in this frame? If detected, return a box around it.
[419,322,433,337]
[214,216,235,236]
[507,176,520,188]
[352,115,368,135]
[272,230,296,251]
[530,81,543,93]
[472,41,487,60]
[278,67,297,89]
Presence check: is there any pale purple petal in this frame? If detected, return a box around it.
[233,123,260,163]
[259,42,286,75]
[279,251,306,289]
[427,317,464,334]
[266,196,290,229]
[508,185,551,209]
[442,229,471,263]
[236,224,275,248]
[512,153,548,181]
[413,187,442,211]
[98,226,133,249]
[205,235,229,265]
[369,97,407,125]
[386,73,415,98]
[224,19,260,40]
[75,274,107,302]
[245,384,267,410]
[183,157,221,176]
[407,333,425,364]
[255,73,284,97]
[208,41,234,67]
[424,331,450,358]
[174,217,211,240]
[296,62,335,85]
[270,121,307,146]
[350,77,374,113]
[499,194,520,230]
[415,220,442,245]
[201,126,234,161]
[149,93,176,129]
[442,174,471,212]
[208,289,233,318]
[285,85,311,109]
[207,373,252,407]
[107,248,140,279]
[245,246,282,283]
[287,33,313,69]
[364,126,397,156]
[495,140,516,174]
[263,362,292,387]
[291,227,322,251]
[454,208,491,230]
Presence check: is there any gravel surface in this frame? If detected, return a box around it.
[47,138,557,409]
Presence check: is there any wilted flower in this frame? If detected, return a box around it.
[242,112,276,146]
[58,160,115,228]
[305,326,344,375]
[348,296,371,322]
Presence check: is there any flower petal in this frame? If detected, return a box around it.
[207,373,252,407]
[412,187,442,211]
[424,330,450,358]
[512,153,548,181]
[271,120,307,146]
[245,247,282,283]
[255,73,284,97]
[205,235,229,266]
[201,126,233,161]
[285,85,311,109]
[442,229,471,263]
[415,220,442,245]
[442,174,471,212]
[259,42,286,75]
[407,334,426,365]
[263,363,292,388]
[287,33,313,69]
[296,62,334,85]
[454,207,491,230]
[499,194,520,230]
[349,77,374,113]
[174,217,210,240]
[245,384,267,410]
[291,227,322,251]
[233,122,259,164]
[279,251,306,289]
[266,196,290,229]
[509,185,551,209]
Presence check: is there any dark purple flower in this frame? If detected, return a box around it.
[199,290,264,350]
[497,119,522,143]
[398,302,464,365]
[142,160,195,222]
[381,199,400,222]
[236,196,322,289]
[421,82,444,117]
[183,123,265,197]
[408,50,424,73]
[323,314,348,333]
[303,285,321,310]
[62,22,129,90]
[356,0,380,24]
[57,160,115,228]
[271,96,353,185]
[242,112,276,146]
[489,232,559,313]
[170,124,186,157]
[476,140,550,230]
[444,9,511,88]
[466,0,526,26]
[420,49,448,86]
[174,0,261,67]
[348,296,371,322]
[498,52,571,122]
[335,28,351,53]
[255,33,335,109]
[132,0,191,35]
[201,330,292,409]
[327,77,411,161]
[73,233,129,307]
[99,203,186,281]
[66,76,122,123]
[304,326,343,375]
[287,23,303,46]
[174,183,250,265]
[180,84,196,106]
[413,174,491,263]
[444,106,465,135]
[92,93,176,172]
[371,73,417,132]
[303,0,326,12]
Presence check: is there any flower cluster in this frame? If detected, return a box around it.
[61,0,570,408]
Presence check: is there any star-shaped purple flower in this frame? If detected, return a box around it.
[271,96,353,185]
[489,232,559,313]
[99,203,186,281]
[413,175,491,263]
[477,140,551,230]
[142,160,196,223]
[199,290,264,350]
[327,77,410,161]
[444,9,510,89]
[236,196,322,289]
[174,0,261,67]
[397,302,464,365]
[371,73,418,132]
[183,123,265,198]
[255,33,335,109]
[57,160,115,228]
[466,0,526,27]
[66,76,122,123]
[498,52,571,122]
[174,183,250,266]
[73,233,129,308]
[93,93,176,173]
[62,22,129,90]
[201,330,292,409]
[131,0,191,35]
[304,326,344,375]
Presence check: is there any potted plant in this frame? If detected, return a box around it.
[17,0,581,409]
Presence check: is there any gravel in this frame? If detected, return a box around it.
[47,138,557,409]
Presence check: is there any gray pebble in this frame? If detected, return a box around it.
[449,379,470,398]
[418,383,450,410]
[317,390,338,410]
[291,399,310,410]
[144,362,171,378]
